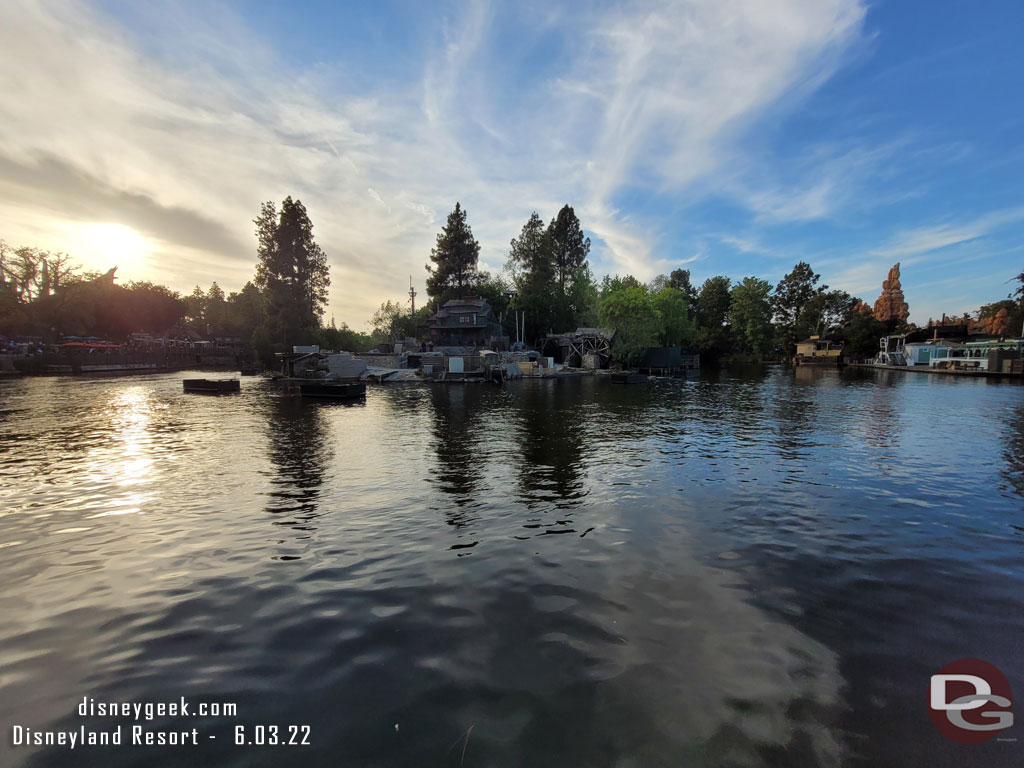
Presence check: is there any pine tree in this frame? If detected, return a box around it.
[425,203,480,301]
[508,212,559,341]
[253,196,330,347]
[508,212,553,287]
[547,205,590,292]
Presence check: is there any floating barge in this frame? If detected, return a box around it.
[299,382,367,399]
[183,378,241,394]
[610,372,648,385]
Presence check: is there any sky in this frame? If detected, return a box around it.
[1,0,1022,329]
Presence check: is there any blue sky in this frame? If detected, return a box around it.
[1,0,1022,328]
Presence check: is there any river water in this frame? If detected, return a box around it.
[0,368,1022,767]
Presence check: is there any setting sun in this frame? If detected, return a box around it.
[82,223,149,274]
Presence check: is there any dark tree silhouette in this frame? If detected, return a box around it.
[426,203,480,301]
[254,196,330,348]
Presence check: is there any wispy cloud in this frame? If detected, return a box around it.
[0,0,868,324]
[869,207,1024,260]
[816,206,1024,324]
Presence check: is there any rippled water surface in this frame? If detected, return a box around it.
[1,368,1023,767]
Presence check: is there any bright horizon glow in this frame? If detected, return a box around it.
[0,0,1022,328]
[79,223,150,276]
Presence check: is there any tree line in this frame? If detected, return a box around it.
[387,202,909,364]
[4,198,1023,367]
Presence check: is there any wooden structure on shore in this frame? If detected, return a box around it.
[541,328,615,369]
[848,363,1024,379]
[637,346,700,375]
[795,336,843,366]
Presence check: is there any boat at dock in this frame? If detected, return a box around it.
[183,378,241,394]
[299,381,366,399]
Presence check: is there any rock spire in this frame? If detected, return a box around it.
[873,263,909,322]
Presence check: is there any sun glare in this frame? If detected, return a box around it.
[83,223,150,274]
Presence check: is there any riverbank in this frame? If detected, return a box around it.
[4,361,240,378]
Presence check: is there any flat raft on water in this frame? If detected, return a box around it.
[610,372,648,385]
[183,378,241,394]
[299,382,366,399]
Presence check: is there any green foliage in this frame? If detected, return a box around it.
[772,262,824,352]
[369,299,421,342]
[801,289,854,339]
[0,278,29,332]
[25,276,185,340]
[980,298,1018,318]
[651,287,695,347]
[695,275,732,359]
[121,281,187,335]
[180,280,264,340]
[254,196,330,348]
[598,281,660,364]
[837,310,893,361]
[183,285,206,325]
[504,208,596,342]
[507,212,552,286]
[426,202,480,301]
[668,268,699,307]
[565,265,599,328]
[250,324,274,366]
[507,212,558,340]
[547,205,590,292]
[312,321,373,353]
[600,274,641,296]
[224,281,265,339]
[729,277,774,355]
[0,241,76,302]
[473,271,511,317]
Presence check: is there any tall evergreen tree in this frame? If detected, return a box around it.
[508,212,553,287]
[425,202,480,302]
[547,205,590,292]
[507,212,558,341]
[253,196,330,348]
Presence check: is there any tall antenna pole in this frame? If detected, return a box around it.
[408,276,417,317]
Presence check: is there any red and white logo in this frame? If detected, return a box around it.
[929,658,1014,744]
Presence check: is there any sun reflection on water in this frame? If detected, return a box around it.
[89,387,160,518]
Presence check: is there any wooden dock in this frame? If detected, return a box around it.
[846,363,1024,379]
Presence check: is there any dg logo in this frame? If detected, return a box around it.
[929,658,1014,744]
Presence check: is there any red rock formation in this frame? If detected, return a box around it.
[851,299,873,315]
[873,263,910,322]
[984,307,1010,336]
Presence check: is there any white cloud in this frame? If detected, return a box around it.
[869,207,1024,260]
[0,0,867,325]
[814,206,1024,324]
